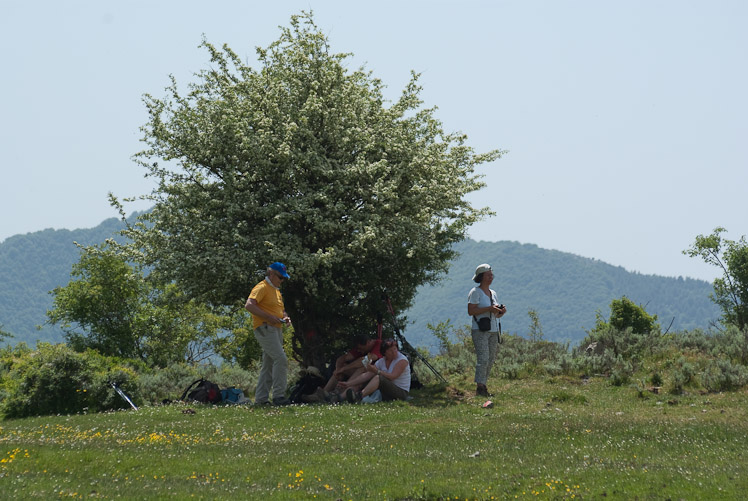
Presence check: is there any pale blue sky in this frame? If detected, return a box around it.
[1,1,746,282]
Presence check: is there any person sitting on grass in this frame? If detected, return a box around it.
[326,335,382,391]
[302,335,382,403]
[346,338,410,403]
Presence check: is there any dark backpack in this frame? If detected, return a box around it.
[289,370,326,404]
[180,378,222,404]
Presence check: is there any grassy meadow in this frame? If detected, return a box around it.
[2,373,747,500]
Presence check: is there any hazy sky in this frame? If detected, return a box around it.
[2,1,745,282]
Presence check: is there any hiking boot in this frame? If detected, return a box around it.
[272,397,292,406]
[345,388,362,404]
[476,384,492,397]
[315,387,330,402]
[301,393,321,403]
[326,392,342,404]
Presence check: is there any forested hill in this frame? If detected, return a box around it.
[403,239,720,350]
[0,218,125,345]
[1,223,720,351]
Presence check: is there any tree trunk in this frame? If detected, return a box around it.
[291,317,328,371]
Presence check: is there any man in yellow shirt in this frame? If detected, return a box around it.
[245,262,292,405]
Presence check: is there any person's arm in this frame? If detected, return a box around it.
[496,305,507,318]
[245,297,284,325]
[334,353,363,377]
[468,302,503,317]
[281,310,291,325]
[335,352,354,369]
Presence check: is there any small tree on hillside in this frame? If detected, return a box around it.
[684,227,748,330]
[47,243,257,366]
[527,309,544,342]
[120,12,502,367]
[604,296,659,335]
[581,296,660,359]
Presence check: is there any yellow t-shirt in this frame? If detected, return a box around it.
[248,279,285,328]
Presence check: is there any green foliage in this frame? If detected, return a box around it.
[675,325,748,365]
[426,321,574,383]
[596,296,659,335]
[669,357,697,395]
[209,313,262,368]
[701,359,748,392]
[574,298,662,381]
[0,343,140,418]
[135,361,258,404]
[47,242,147,359]
[46,242,253,367]
[121,12,502,366]
[527,308,544,342]
[684,227,748,329]
[423,296,747,395]
[421,321,476,383]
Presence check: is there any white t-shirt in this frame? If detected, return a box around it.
[468,287,499,332]
[374,351,411,392]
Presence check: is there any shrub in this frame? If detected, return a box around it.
[701,359,748,392]
[576,324,664,376]
[711,325,748,364]
[0,343,140,419]
[427,320,577,382]
[136,360,261,404]
[669,357,697,395]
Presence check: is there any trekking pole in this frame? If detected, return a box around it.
[110,382,138,410]
[382,293,448,384]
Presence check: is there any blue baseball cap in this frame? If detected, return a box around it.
[269,262,290,279]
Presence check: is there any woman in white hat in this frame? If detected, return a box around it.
[467,263,506,396]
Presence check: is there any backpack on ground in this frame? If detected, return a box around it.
[221,387,249,404]
[180,378,222,404]
[289,367,326,404]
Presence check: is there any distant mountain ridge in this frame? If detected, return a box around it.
[0,219,126,345]
[403,239,720,350]
[0,221,720,350]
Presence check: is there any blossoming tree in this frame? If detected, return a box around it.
[122,13,503,366]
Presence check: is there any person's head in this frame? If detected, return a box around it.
[380,338,398,357]
[353,335,369,351]
[472,263,493,284]
[267,262,290,286]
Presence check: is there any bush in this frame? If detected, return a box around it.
[426,321,576,382]
[701,359,748,392]
[576,324,664,376]
[711,325,748,364]
[136,361,261,404]
[669,357,696,395]
[0,343,140,419]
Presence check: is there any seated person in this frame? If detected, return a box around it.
[346,338,410,403]
[303,335,382,403]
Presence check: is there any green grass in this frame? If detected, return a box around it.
[2,376,748,499]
